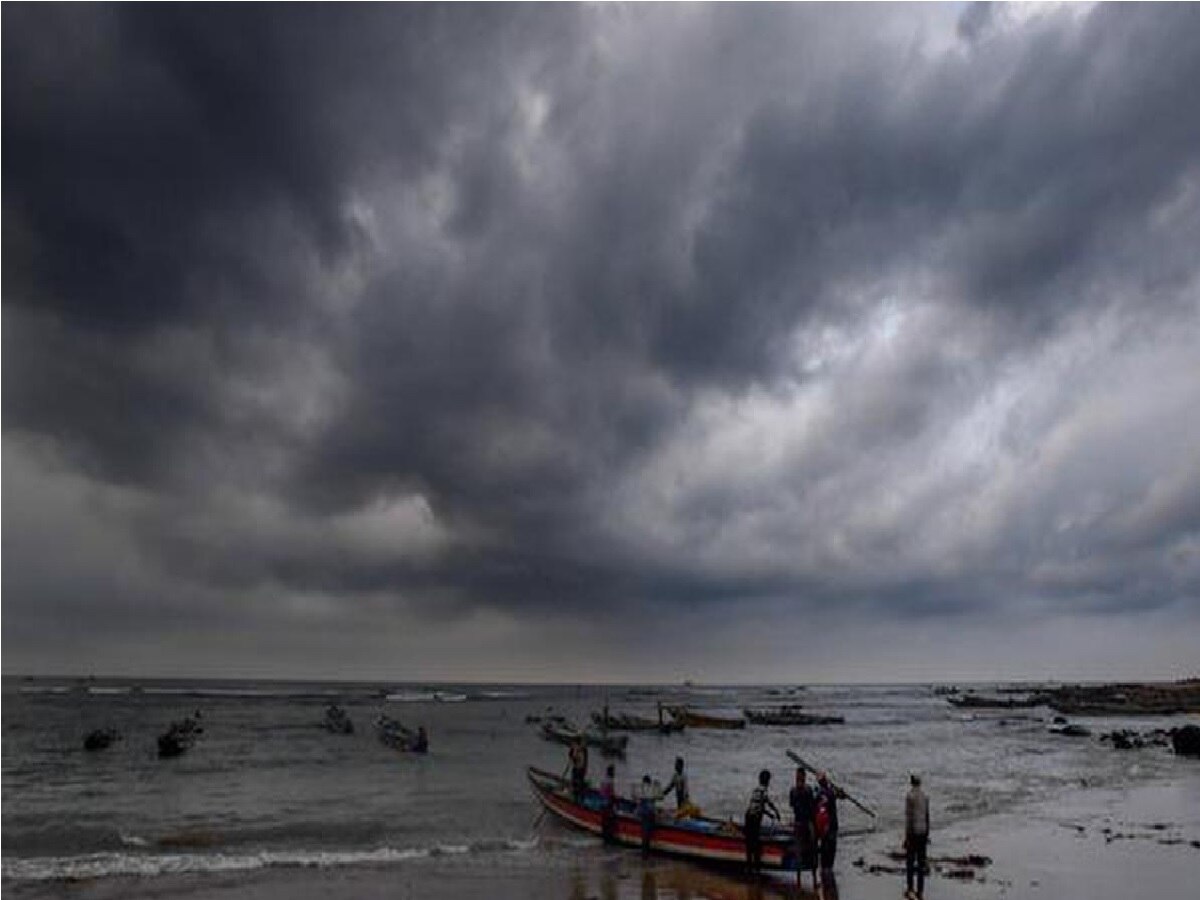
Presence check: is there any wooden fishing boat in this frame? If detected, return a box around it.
[665,706,746,730]
[527,766,794,870]
[540,720,628,756]
[591,710,685,733]
[744,707,844,726]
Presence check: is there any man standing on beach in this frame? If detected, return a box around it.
[904,774,930,899]
[744,769,781,874]
[789,767,818,890]
[816,772,842,874]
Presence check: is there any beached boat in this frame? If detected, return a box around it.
[527,766,794,870]
[539,720,629,756]
[743,706,844,726]
[665,706,746,730]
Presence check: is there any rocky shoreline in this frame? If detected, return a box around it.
[946,679,1200,716]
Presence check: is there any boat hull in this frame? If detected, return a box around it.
[527,767,793,871]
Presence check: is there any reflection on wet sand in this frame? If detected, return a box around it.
[570,860,840,900]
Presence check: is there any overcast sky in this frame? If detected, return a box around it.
[4,3,1199,683]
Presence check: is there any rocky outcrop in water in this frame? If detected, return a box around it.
[1172,725,1200,758]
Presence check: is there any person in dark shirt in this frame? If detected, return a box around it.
[568,737,589,799]
[744,769,781,874]
[410,726,428,754]
[662,757,690,813]
[789,767,818,890]
[904,774,931,899]
[600,764,617,844]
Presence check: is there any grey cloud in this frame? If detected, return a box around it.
[4,4,1199,678]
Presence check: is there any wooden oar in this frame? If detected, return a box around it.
[786,749,877,819]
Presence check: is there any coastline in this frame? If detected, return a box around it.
[8,777,1197,900]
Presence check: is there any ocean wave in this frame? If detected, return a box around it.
[2,838,539,883]
[385,691,468,703]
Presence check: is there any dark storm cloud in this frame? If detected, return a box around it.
[4,4,1200,678]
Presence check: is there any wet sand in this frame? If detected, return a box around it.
[8,780,1197,900]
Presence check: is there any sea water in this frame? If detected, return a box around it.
[3,678,1197,887]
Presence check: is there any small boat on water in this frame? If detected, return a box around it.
[540,720,628,756]
[665,706,746,730]
[323,704,354,734]
[375,714,428,753]
[743,706,844,726]
[83,728,121,751]
[591,707,685,733]
[527,766,794,870]
[157,716,202,758]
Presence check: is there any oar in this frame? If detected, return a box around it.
[786,749,877,819]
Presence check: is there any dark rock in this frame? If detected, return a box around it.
[1172,724,1200,757]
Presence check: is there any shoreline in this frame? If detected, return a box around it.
[7,777,1198,900]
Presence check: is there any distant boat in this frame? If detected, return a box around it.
[539,720,628,757]
[664,706,745,730]
[744,706,844,726]
[157,716,202,758]
[83,728,121,751]
[322,704,354,734]
[591,709,685,734]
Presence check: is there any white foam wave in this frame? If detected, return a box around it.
[385,691,437,703]
[2,839,539,882]
[88,687,132,695]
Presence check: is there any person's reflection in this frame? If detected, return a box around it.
[641,868,658,900]
[818,868,838,900]
[568,865,587,900]
[599,864,618,900]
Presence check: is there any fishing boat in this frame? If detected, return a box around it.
[157,716,202,758]
[527,767,794,870]
[375,714,428,752]
[665,706,746,730]
[83,727,121,751]
[539,720,629,756]
[323,704,354,734]
[591,709,685,733]
[743,706,844,726]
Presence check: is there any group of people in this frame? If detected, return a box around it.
[564,739,932,897]
[743,766,841,882]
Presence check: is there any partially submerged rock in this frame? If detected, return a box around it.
[1172,724,1200,757]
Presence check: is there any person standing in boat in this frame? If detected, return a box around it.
[904,774,930,899]
[744,769,781,874]
[789,767,818,890]
[816,771,844,874]
[600,764,617,843]
[568,736,589,799]
[662,757,694,817]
